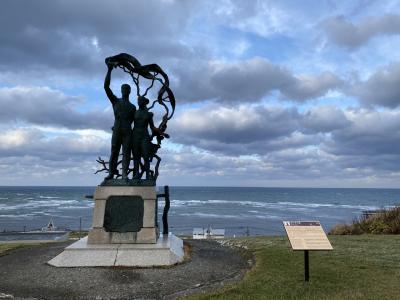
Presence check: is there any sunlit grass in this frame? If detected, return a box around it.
[184,235,400,300]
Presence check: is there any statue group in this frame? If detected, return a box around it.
[97,53,175,182]
[48,54,182,268]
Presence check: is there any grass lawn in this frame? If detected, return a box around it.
[68,230,88,239]
[184,235,400,300]
[0,243,35,256]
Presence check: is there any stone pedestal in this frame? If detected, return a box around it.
[48,234,184,267]
[88,185,158,244]
[48,181,184,267]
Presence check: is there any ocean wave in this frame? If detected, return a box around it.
[180,212,240,219]
[39,196,61,199]
[170,199,384,211]
[0,213,36,218]
[179,212,281,220]
[62,205,93,209]
[0,199,81,211]
[276,201,381,210]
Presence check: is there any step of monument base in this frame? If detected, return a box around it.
[48,234,184,267]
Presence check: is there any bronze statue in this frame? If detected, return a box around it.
[96,53,176,183]
[132,96,158,180]
[103,62,136,181]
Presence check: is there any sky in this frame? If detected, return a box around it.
[0,0,400,188]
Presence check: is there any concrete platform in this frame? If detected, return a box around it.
[48,234,184,267]
[0,239,249,299]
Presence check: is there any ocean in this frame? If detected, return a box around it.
[0,186,399,236]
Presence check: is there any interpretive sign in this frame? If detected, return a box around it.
[283,221,333,250]
[283,221,332,282]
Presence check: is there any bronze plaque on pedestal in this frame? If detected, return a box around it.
[104,196,144,232]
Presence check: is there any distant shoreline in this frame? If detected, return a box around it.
[0,185,399,190]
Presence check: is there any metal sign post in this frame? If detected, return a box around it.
[283,221,333,282]
[304,250,309,281]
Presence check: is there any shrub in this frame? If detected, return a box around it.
[329,206,400,235]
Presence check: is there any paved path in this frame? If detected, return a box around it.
[0,239,249,300]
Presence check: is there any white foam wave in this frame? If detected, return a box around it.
[180,212,240,219]
[179,212,281,220]
[0,199,81,211]
[171,199,384,211]
[39,196,61,199]
[63,205,93,209]
[276,201,381,210]
[0,213,35,218]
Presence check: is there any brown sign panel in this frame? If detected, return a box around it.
[283,221,333,251]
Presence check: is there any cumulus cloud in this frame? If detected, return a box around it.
[322,14,400,49]
[0,86,112,130]
[174,105,300,142]
[172,105,302,154]
[170,104,400,180]
[0,0,196,74]
[0,127,109,160]
[0,1,399,186]
[281,72,343,101]
[0,102,399,186]
[174,58,342,103]
[302,106,351,133]
[210,0,293,37]
[324,109,400,157]
[0,126,111,185]
[350,62,400,108]
[0,1,341,104]
[172,104,329,155]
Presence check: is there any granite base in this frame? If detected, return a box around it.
[47,234,184,267]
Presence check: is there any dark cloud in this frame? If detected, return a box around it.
[0,127,110,185]
[0,0,196,74]
[302,106,351,133]
[0,86,112,130]
[322,14,400,49]
[0,1,399,186]
[280,72,342,101]
[0,104,399,185]
[171,105,324,155]
[171,105,400,178]
[324,109,400,157]
[173,104,301,143]
[0,128,109,161]
[174,58,342,103]
[0,1,341,104]
[351,62,400,108]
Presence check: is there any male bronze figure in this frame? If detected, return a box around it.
[104,61,136,180]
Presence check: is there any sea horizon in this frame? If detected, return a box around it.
[0,185,399,190]
[1,186,399,237]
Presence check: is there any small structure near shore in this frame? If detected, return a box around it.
[193,226,225,239]
[0,218,69,243]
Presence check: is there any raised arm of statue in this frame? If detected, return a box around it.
[104,65,117,105]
